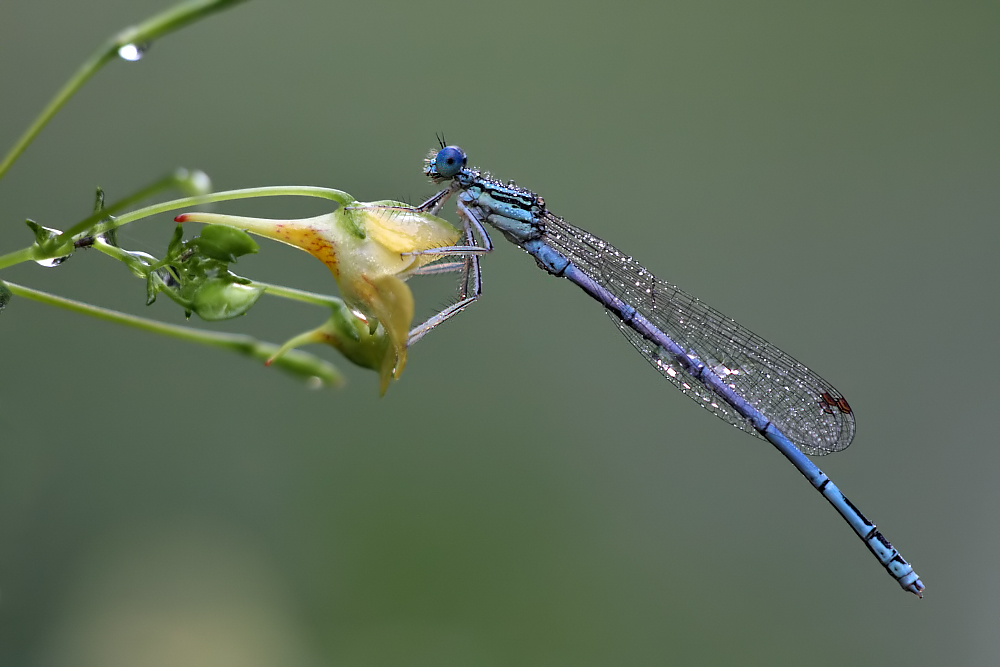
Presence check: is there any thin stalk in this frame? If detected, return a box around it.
[61,168,209,240]
[2,280,343,387]
[0,246,39,272]
[0,0,248,182]
[254,281,349,309]
[91,240,152,276]
[87,186,354,238]
[0,187,353,274]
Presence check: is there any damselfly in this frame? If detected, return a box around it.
[407,141,923,597]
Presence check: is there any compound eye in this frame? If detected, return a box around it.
[434,146,466,178]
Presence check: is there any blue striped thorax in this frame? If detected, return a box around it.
[426,144,547,244]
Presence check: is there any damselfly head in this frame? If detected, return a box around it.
[425,145,467,182]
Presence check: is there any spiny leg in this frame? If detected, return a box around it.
[407,228,482,344]
[407,204,489,345]
[417,184,457,216]
[402,200,494,258]
[408,261,467,277]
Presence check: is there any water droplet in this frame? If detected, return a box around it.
[154,266,179,287]
[31,223,71,267]
[307,376,325,390]
[128,251,157,265]
[36,255,71,267]
[187,170,212,196]
[117,43,147,62]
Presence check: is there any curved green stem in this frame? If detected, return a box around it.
[88,186,355,238]
[0,188,354,274]
[0,48,115,181]
[0,169,212,273]
[0,0,248,183]
[254,281,350,309]
[91,240,152,277]
[1,280,343,387]
[0,246,39,272]
[61,168,209,240]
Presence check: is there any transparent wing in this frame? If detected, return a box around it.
[542,214,855,455]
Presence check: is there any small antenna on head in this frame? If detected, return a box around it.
[436,132,447,149]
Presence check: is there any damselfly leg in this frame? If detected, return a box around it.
[407,192,493,345]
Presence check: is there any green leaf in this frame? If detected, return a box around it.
[25,219,53,245]
[92,187,120,247]
[147,223,267,321]
[165,224,185,259]
[192,224,259,263]
[145,272,159,305]
[25,219,72,266]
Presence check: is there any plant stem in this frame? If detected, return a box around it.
[0,187,353,274]
[0,51,115,182]
[61,168,208,240]
[0,0,248,182]
[254,281,349,309]
[89,186,354,238]
[1,280,343,387]
[0,247,38,272]
[91,240,152,277]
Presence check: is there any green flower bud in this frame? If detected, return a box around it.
[189,278,264,321]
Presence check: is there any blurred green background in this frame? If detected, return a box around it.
[1,1,997,664]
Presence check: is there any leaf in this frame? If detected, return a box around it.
[25,219,52,244]
[165,224,185,259]
[192,224,259,262]
[146,224,266,321]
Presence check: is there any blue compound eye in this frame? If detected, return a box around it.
[434,146,466,178]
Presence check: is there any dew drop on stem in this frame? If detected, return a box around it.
[117,43,147,62]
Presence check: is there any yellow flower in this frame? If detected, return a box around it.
[175,198,459,389]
